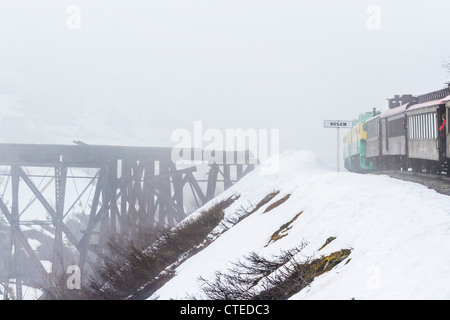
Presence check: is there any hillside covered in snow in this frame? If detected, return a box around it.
[150,150,450,300]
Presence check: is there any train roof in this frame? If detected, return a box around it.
[354,86,450,124]
[407,95,449,112]
[378,92,450,117]
[379,102,410,118]
[364,113,380,123]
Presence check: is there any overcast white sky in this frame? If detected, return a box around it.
[0,0,449,166]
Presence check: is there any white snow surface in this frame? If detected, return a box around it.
[152,150,450,300]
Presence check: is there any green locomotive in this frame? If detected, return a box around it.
[343,112,378,172]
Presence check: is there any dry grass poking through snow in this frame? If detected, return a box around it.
[263,194,291,213]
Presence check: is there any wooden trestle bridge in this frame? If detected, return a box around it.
[0,143,256,299]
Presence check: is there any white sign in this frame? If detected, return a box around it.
[323,119,353,173]
[324,120,353,128]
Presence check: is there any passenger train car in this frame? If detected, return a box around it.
[344,85,450,174]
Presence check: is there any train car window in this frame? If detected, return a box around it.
[387,118,404,138]
[422,114,426,139]
[408,112,437,140]
[425,114,428,139]
[422,115,425,138]
[366,120,375,138]
[418,115,421,138]
[414,116,418,139]
[416,116,420,139]
[432,112,437,139]
[416,116,419,139]
[414,116,417,139]
[430,113,434,139]
[419,115,423,139]
[428,114,432,139]
[434,114,437,138]
[430,114,433,139]
[421,114,425,139]
[423,114,426,139]
[407,117,411,139]
[415,116,418,139]
[430,114,433,138]
[423,114,427,139]
[415,115,419,139]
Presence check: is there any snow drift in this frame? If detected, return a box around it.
[152,150,450,300]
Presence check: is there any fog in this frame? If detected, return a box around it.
[1,0,449,166]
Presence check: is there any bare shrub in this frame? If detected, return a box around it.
[198,243,307,300]
[255,249,351,300]
[83,194,239,300]
[198,244,351,300]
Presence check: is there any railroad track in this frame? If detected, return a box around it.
[370,170,450,196]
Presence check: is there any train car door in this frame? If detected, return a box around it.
[378,118,382,157]
[404,114,408,157]
[438,105,446,159]
[381,118,387,154]
[446,105,449,159]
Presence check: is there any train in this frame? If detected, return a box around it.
[343,85,450,175]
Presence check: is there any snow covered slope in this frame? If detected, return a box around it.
[152,150,450,300]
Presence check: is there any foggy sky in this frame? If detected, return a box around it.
[0,0,449,166]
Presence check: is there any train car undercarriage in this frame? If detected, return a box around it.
[365,156,449,176]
